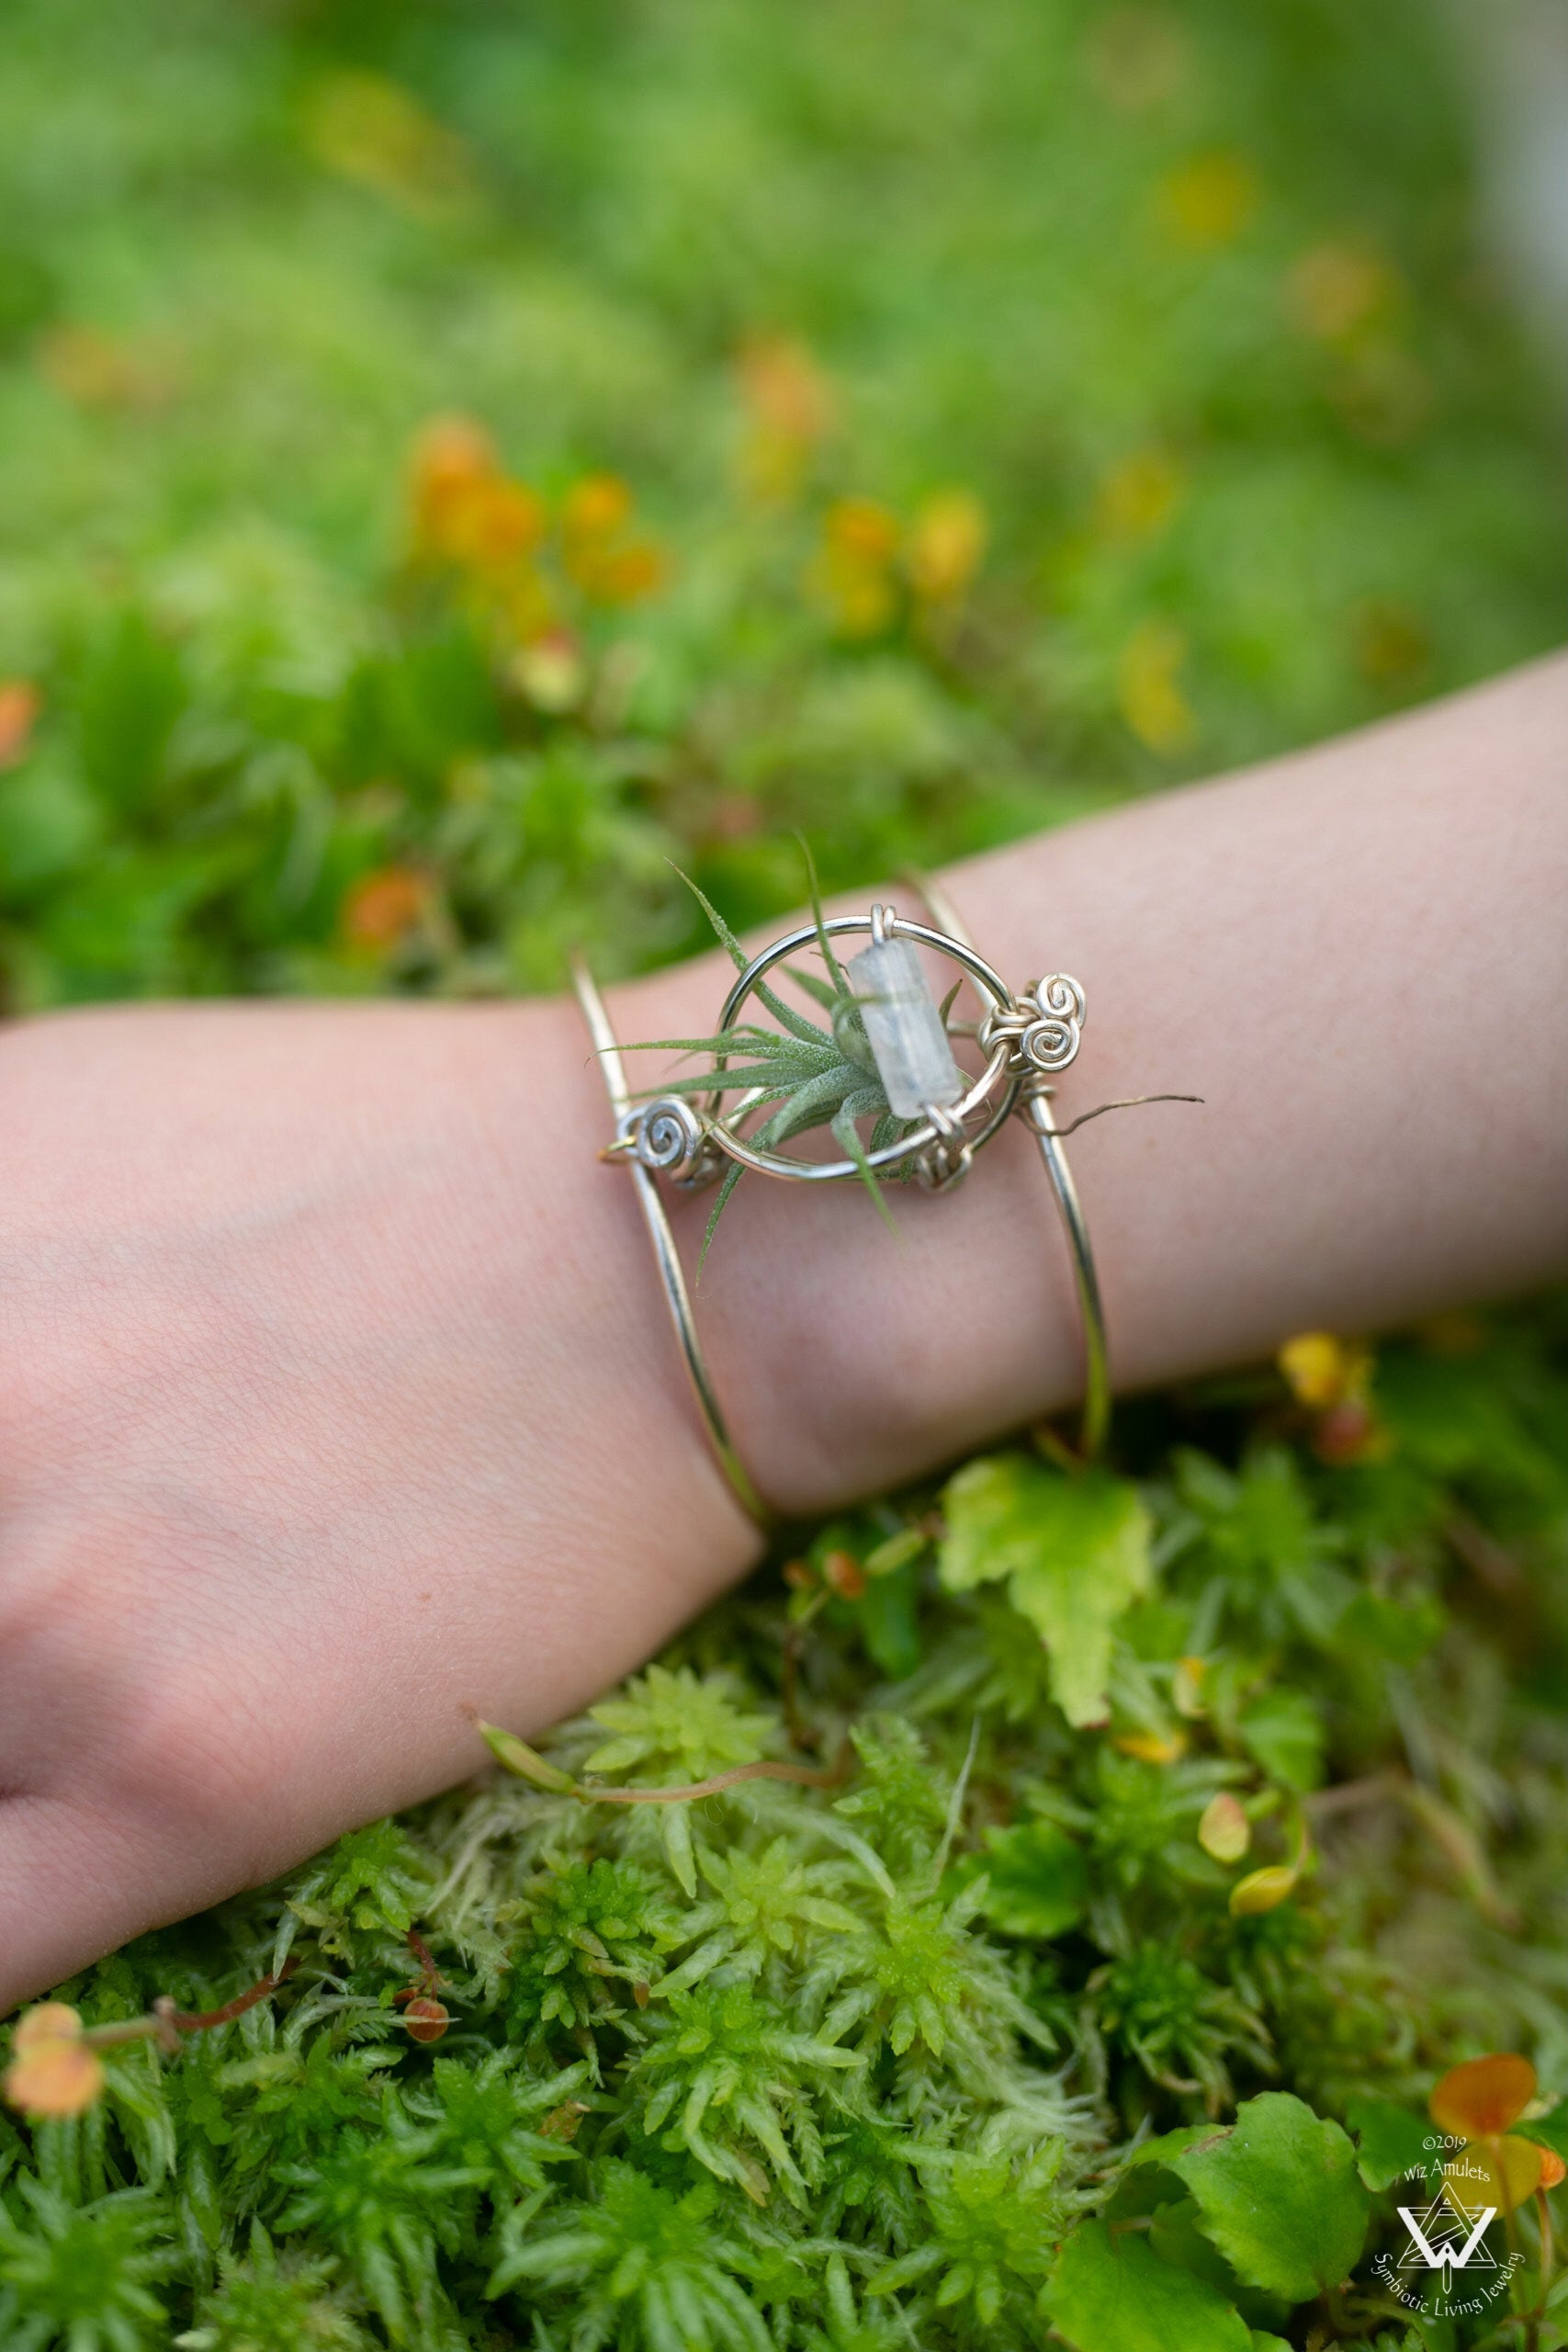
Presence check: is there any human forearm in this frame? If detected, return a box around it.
[613,652,1568,1512]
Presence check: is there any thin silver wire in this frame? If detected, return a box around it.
[908,869,1111,1457]
[570,954,773,1530]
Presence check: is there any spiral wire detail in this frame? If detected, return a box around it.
[570,956,773,1530]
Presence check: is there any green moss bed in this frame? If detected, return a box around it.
[6,1319,1568,2350]
[1,3,1565,2345]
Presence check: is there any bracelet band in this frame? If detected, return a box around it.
[572,875,1111,1528]
[570,950,774,1530]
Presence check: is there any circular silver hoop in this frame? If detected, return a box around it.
[575,879,1119,1523]
[704,914,1019,1182]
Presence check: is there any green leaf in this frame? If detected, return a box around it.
[1235,1689,1325,1793]
[76,609,186,810]
[661,1804,698,1899]
[1333,1589,1445,1666]
[1347,2094,1436,2193]
[1164,2093,1369,2303]
[939,1458,1153,1727]
[1518,2100,1568,2165]
[1045,2220,1252,2352]
[977,1820,1087,1939]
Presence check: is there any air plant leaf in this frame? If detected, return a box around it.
[625,858,961,1252]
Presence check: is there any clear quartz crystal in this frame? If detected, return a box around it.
[848,936,964,1119]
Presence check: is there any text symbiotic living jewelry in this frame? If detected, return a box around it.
[572,876,1112,1527]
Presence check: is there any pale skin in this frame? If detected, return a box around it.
[0,654,1563,2013]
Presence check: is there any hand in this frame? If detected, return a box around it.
[0,998,755,2011]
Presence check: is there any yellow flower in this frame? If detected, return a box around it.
[907,491,987,605]
[511,629,587,714]
[814,497,902,638]
[1277,1331,1387,1462]
[1117,619,1195,752]
[562,473,633,544]
[1278,1331,1362,1412]
[1156,150,1260,250]
[4,2005,106,2119]
[560,476,667,605]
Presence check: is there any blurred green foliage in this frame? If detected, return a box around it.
[0,0,1561,1005]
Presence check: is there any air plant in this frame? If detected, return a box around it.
[618,851,961,1258]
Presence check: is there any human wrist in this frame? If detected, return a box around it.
[597,920,1086,1519]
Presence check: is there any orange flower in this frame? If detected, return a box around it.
[0,679,40,767]
[341,865,430,951]
[562,473,633,542]
[560,476,666,605]
[820,1550,868,1601]
[407,417,547,583]
[1428,2053,1551,2211]
[1432,2053,1538,2141]
[4,2004,106,2118]
[452,477,548,576]
[814,497,902,638]
[410,414,496,547]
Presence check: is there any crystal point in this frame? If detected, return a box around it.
[848,936,964,1119]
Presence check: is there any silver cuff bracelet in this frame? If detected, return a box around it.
[571,873,1110,1527]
